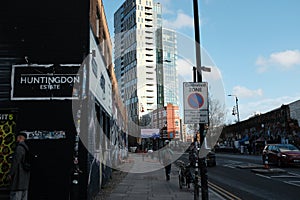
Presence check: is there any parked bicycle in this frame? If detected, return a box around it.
[176,160,194,189]
[176,144,202,199]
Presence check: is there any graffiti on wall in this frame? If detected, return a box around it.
[0,112,17,188]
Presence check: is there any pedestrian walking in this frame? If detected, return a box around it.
[8,132,30,200]
[161,140,173,181]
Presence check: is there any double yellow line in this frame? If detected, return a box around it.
[208,181,242,200]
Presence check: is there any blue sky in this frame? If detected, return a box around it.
[103,0,300,124]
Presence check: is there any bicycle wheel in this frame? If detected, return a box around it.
[178,170,183,189]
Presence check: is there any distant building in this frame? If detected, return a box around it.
[114,0,158,117]
[114,0,160,146]
[152,103,180,139]
[289,99,300,127]
[114,0,180,145]
[156,28,179,107]
[180,120,187,142]
[221,103,300,150]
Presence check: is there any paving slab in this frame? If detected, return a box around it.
[103,162,225,200]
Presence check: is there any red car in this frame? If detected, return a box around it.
[262,144,300,167]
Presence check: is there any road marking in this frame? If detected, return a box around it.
[227,160,243,164]
[208,181,242,200]
[288,172,300,177]
[271,175,300,178]
[223,164,236,169]
[255,174,271,179]
[208,188,227,200]
[222,160,244,169]
[284,181,300,187]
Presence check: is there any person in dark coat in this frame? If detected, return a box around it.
[8,132,30,200]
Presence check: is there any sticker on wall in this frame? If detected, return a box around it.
[19,130,66,140]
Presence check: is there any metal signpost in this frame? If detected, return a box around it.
[183,81,209,200]
[183,82,208,125]
[192,0,209,199]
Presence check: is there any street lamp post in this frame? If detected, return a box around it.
[193,0,209,200]
[228,94,240,123]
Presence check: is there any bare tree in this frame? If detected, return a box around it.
[206,95,226,148]
[208,96,226,129]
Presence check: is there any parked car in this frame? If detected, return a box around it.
[187,144,216,167]
[262,144,300,167]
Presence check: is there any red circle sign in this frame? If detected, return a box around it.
[188,93,204,109]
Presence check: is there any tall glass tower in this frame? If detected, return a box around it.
[156,28,179,107]
[114,0,158,124]
[114,1,179,143]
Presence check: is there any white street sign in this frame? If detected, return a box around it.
[183,82,208,124]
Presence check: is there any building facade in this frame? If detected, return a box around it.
[114,0,180,146]
[0,0,127,199]
[156,28,178,107]
[152,103,180,140]
[114,0,158,120]
[221,103,300,152]
[180,120,187,142]
[289,99,300,127]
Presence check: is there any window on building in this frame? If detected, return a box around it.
[100,73,105,93]
[92,57,97,77]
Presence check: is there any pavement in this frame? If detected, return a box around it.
[104,153,225,200]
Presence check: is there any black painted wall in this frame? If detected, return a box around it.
[0,0,90,199]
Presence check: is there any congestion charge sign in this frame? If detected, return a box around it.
[183,82,208,124]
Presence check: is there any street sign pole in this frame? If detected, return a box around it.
[193,0,209,200]
[192,67,200,200]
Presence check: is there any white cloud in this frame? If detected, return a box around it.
[226,95,300,123]
[177,58,193,81]
[163,11,194,30]
[270,50,300,67]
[232,86,263,98]
[256,49,300,73]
